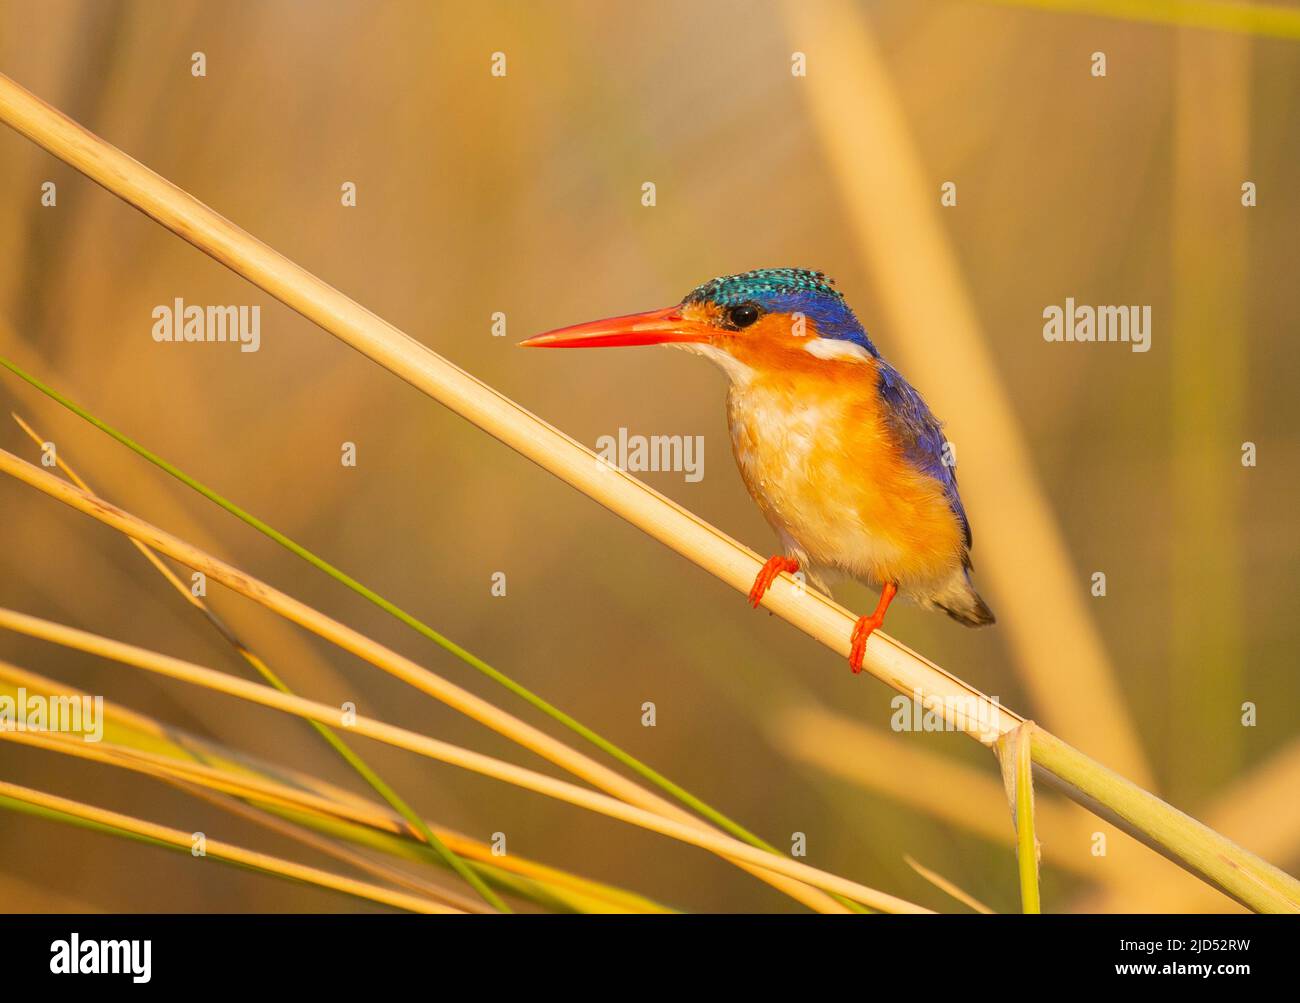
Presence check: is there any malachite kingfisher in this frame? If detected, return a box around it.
[521,268,995,672]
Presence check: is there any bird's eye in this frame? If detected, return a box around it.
[727,303,760,329]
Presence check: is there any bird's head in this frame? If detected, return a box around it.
[520,268,878,378]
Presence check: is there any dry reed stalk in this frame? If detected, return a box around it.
[0,447,844,913]
[998,725,1042,913]
[0,70,1295,912]
[175,781,497,914]
[1,730,656,912]
[0,730,494,912]
[0,331,407,745]
[0,606,929,913]
[10,412,508,912]
[903,856,995,915]
[1085,737,1300,913]
[1,728,352,818]
[0,779,459,914]
[0,669,665,912]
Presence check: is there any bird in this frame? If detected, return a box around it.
[520,267,994,672]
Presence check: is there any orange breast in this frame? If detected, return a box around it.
[726,361,965,591]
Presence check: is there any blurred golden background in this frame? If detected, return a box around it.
[1,0,1297,913]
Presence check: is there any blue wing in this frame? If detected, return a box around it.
[876,361,972,550]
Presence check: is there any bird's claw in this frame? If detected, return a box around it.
[748,555,799,608]
[849,614,883,673]
[848,583,898,674]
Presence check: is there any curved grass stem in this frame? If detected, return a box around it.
[0,445,849,912]
[0,359,853,912]
[998,724,1042,914]
[0,607,927,913]
[8,413,508,913]
[0,666,666,913]
[0,781,458,914]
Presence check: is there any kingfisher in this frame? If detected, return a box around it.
[521,268,994,672]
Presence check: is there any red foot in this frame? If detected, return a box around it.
[848,582,898,673]
[748,555,800,608]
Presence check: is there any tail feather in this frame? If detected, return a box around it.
[927,569,996,627]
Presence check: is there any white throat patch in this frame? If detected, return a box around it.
[802,337,875,364]
[673,342,756,385]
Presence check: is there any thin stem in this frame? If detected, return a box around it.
[1032,729,1299,914]
[1013,727,1042,914]
[0,362,849,913]
[0,781,457,914]
[0,723,668,913]
[0,447,845,910]
[0,606,928,914]
[9,413,508,913]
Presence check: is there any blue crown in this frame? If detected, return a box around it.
[684,268,875,356]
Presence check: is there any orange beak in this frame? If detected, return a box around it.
[519,305,714,349]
